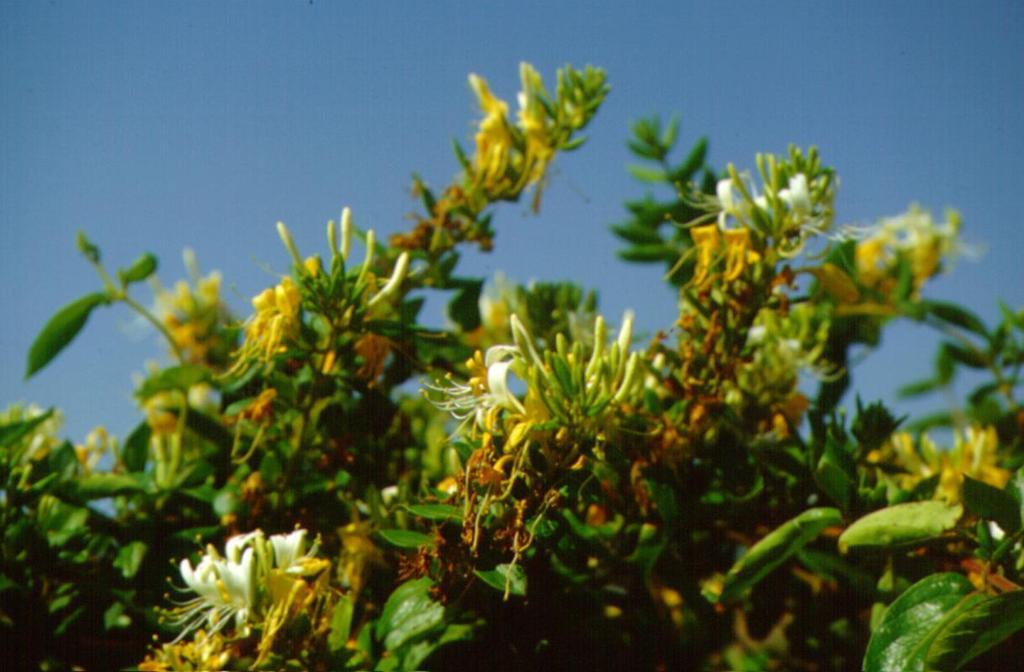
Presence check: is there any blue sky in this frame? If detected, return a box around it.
[2,1,1022,441]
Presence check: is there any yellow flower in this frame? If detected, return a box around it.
[937,425,1009,503]
[75,426,112,474]
[516,62,553,185]
[855,235,888,289]
[690,224,759,285]
[872,426,1008,503]
[145,392,181,437]
[723,228,759,281]
[240,277,301,364]
[690,224,720,286]
[468,74,513,192]
[853,206,960,295]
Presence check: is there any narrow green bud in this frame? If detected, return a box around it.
[617,310,634,359]
[341,207,353,262]
[510,314,543,368]
[276,221,303,269]
[367,252,410,308]
[356,229,375,285]
[76,230,101,264]
[327,219,338,259]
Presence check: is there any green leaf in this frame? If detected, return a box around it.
[660,114,679,149]
[135,365,212,400]
[403,504,463,522]
[864,572,1024,671]
[67,473,146,500]
[328,594,355,653]
[943,342,988,369]
[611,222,663,245]
[26,292,109,378]
[378,529,433,549]
[76,230,101,263]
[815,437,857,511]
[103,602,131,630]
[376,578,445,652]
[709,507,841,604]
[922,300,989,339]
[626,164,667,183]
[0,408,55,449]
[839,501,962,553]
[121,421,150,472]
[38,498,88,546]
[864,573,973,671]
[962,475,1022,534]
[671,136,708,183]
[474,563,527,597]
[1006,468,1024,521]
[897,378,942,399]
[118,252,158,285]
[617,244,675,263]
[114,541,147,579]
[448,278,483,332]
[924,590,1024,670]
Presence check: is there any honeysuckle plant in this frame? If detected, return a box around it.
[2,62,1023,672]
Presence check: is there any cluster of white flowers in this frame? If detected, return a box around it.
[171,529,318,642]
[426,311,641,434]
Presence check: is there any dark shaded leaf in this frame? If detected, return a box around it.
[474,563,527,597]
[709,508,841,603]
[378,529,433,549]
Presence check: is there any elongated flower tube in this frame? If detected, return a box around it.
[367,251,410,308]
[276,221,303,270]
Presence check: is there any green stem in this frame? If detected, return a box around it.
[87,255,185,363]
[121,293,185,363]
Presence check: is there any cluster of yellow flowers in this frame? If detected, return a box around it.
[152,250,231,367]
[690,224,760,286]
[468,63,555,202]
[237,277,301,366]
[868,425,1009,504]
[466,62,605,206]
[854,205,961,295]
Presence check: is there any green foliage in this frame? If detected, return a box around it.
[4,62,1024,672]
[864,573,1024,671]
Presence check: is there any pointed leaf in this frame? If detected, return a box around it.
[474,563,527,597]
[403,504,463,522]
[864,572,1024,671]
[839,501,962,553]
[26,292,109,378]
[378,529,433,549]
[709,507,841,604]
[962,475,1021,534]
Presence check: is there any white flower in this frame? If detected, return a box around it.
[425,342,526,434]
[173,544,256,641]
[269,529,321,576]
[379,485,399,507]
[779,173,810,216]
[170,527,321,642]
[485,346,526,416]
